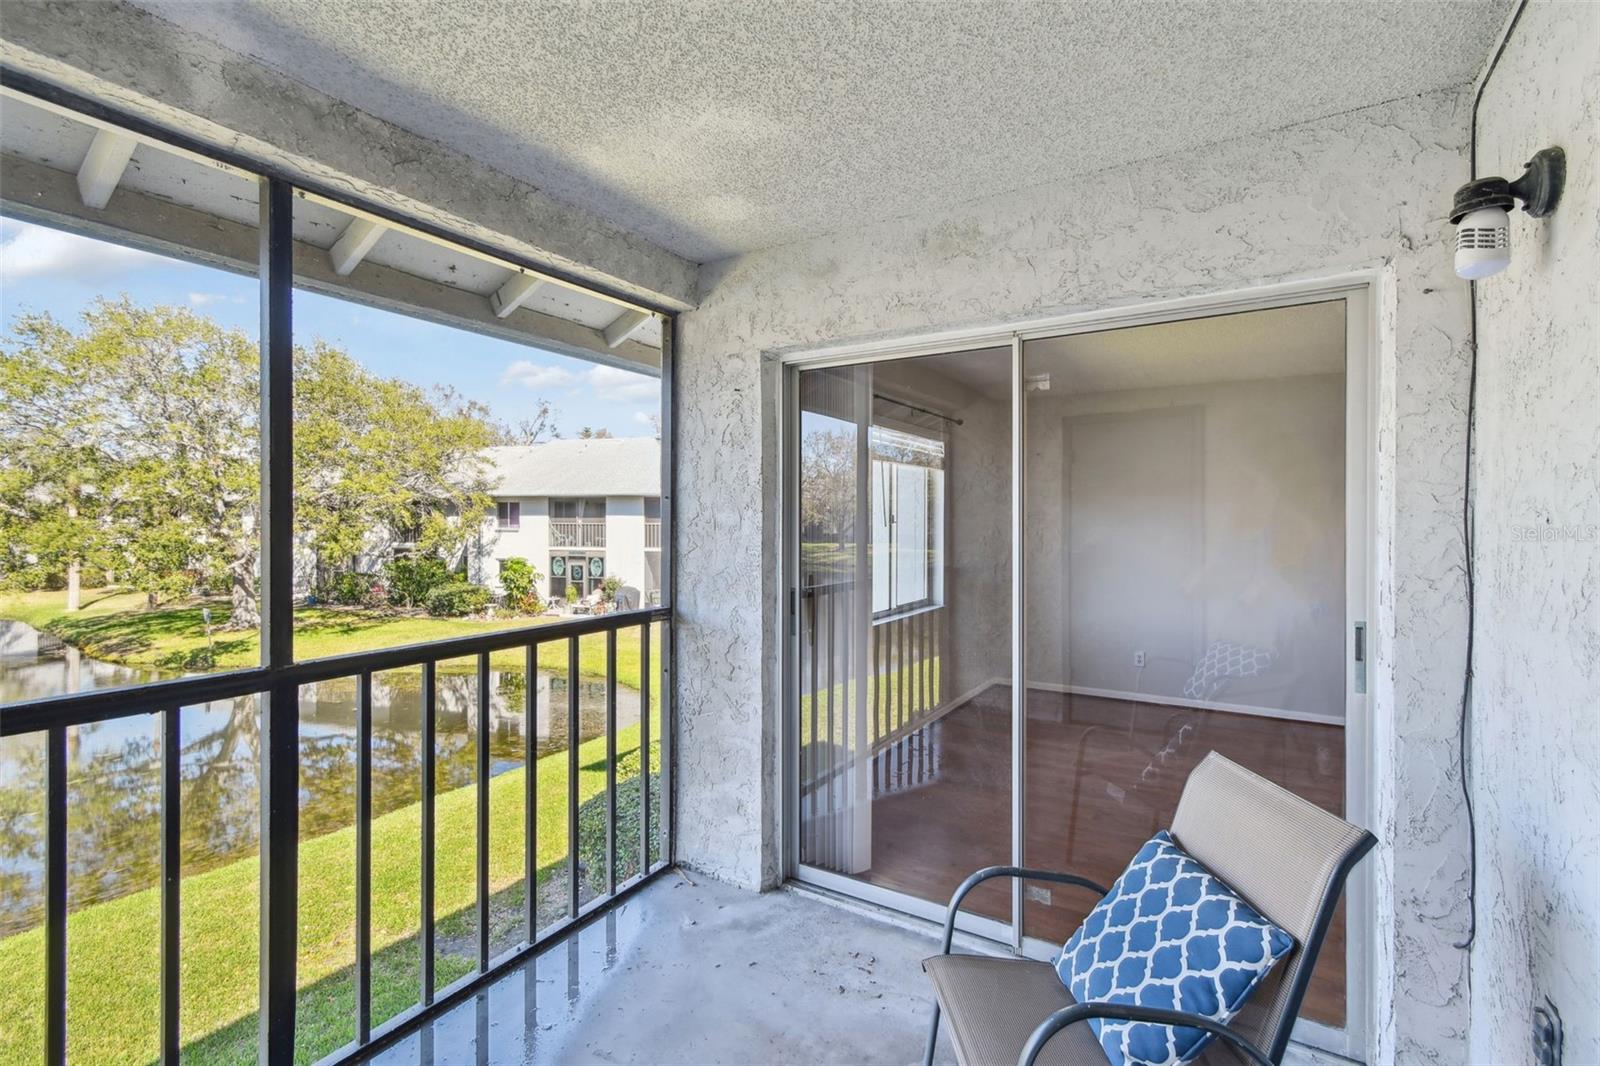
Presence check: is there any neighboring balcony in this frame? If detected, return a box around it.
[550,518,607,548]
[644,519,662,549]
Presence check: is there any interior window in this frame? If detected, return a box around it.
[871,424,945,615]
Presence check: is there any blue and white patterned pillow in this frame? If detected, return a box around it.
[1055,831,1294,1066]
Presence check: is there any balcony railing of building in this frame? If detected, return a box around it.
[644,520,662,549]
[1,606,672,1066]
[550,518,607,548]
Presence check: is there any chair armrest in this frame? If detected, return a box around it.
[1018,1002,1275,1066]
[938,866,1109,954]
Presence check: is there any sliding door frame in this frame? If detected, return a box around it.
[777,272,1379,1058]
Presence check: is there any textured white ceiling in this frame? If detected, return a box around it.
[892,300,1345,400]
[135,0,1510,263]
[1026,300,1346,394]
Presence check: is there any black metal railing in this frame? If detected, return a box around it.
[0,606,672,1066]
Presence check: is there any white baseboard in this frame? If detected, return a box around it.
[937,677,1343,726]
[1027,681,1344,727]
[869,677,1001,753]
[940,678,1007,715]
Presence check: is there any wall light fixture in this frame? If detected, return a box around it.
[1449,146,1565,280]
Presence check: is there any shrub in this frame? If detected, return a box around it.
[424,581,491,617]
[576,746,662,895]
[384,556,450,608]
[319,570,380,606]
[498,556,543,613]
[564,584,579,605]
[600,575,622,602]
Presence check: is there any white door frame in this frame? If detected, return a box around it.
[777,271,1379,1060]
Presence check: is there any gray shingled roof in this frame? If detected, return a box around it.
[483,438,660,498]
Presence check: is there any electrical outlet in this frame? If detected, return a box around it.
[1025,884,1052,906]
[1533,997,1563,1066]
[1133,650,1146,669]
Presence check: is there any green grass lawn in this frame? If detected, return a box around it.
[0,720,661,1065]
[799,541,855,582]
[0,589,652,689]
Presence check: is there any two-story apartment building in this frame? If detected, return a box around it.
[469,437,662,607]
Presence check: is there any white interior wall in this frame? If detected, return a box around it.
[677,87,1475,1064]
[1025,374,1346,723]
[1470,2,1600,1063]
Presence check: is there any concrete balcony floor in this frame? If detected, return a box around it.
[359,872,1346,1066]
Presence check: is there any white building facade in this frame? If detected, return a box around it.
[469,438,662,608]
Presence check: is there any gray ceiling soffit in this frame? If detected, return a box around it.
[0,1,699,311]
[128,0,1511,263]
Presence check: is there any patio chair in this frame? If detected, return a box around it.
[922,751,1375,1066]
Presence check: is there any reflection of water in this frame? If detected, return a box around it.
[0,619,639,936]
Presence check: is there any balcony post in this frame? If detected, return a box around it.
[258,174,298,1065]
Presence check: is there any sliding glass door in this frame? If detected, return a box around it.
[786,291,1368,1052]
[792,348,1012,926]
[1018,301,1354,1032]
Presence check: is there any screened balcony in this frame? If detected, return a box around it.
[2,3,1597,1066]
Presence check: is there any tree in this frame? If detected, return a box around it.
[0,299,501,627]
[799,428,856,549]
[0,303,249,611]
[97,301,261,619]
[294,343,495,596]
[497,556,541,613]
[0,312,115,607]
[576,426,614,439]
[495,400,559,444]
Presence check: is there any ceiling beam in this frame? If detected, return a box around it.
[3,152,662,375]
[76,128,137,210]
[328,216,386,276]
[491,273,544,319]
[602,309,652,349]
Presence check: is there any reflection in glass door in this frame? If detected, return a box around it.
[794,348,1013,923]
[787,294,1366,1047]
[1019,300,1353,1031]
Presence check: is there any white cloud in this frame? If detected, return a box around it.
[0,219,178,284]
[502,360,577,390]
[585,364,660,403]
[632,411,659,427]
[188,292,245,307]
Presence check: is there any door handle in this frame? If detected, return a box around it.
[1353,621,1367,695]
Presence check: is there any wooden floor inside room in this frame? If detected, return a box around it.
[858,689,1348,1028]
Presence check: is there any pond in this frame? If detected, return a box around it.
[0,619,641,936]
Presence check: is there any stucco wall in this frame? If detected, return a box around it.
[1470,2,1600,1063]
[676,88,1476,1063]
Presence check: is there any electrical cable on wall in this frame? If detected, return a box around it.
[1454,0,1532,955]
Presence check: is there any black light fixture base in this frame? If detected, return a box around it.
[1509,146,1564,218]
[1448,145,1565,224]
[1450,177,1515,223]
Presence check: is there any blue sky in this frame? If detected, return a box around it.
[0,217,660,438]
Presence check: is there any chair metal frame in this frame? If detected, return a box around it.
[923,815,1377,1066]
